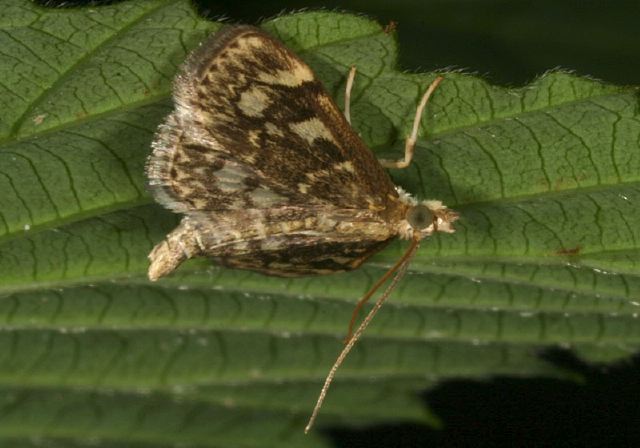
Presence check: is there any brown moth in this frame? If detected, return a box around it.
[146,25,458,432]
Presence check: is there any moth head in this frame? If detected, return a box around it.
[406,203,434,233]
[403,200,458,239]
[396,188,458,239]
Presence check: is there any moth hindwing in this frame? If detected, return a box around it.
[145,24,459,431]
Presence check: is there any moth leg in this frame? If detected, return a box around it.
[378,76,444,169]
[148,218,202,281]
[344,65,357,124]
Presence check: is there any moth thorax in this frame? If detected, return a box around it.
[406,204,433,231]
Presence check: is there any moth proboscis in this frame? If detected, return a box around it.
[145,24,458,432]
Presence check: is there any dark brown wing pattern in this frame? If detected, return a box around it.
[146,26,399,215]
[146,25,412,280]
[215,236,392,276]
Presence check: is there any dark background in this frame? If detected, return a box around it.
[196,0,640,87]
[46,0,640,446]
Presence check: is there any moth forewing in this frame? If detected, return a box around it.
[145,24,458,431]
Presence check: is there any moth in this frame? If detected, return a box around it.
[146,25,458,432]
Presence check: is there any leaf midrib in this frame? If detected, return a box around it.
[1,257,637,308]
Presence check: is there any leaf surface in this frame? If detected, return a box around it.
[1,1,639,446]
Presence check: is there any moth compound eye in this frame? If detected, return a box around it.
[407,204,433,230]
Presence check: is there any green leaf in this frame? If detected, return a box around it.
[1,1,639,447]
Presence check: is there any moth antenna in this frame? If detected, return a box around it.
[304,236,421,433]
[344,235,421,344]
